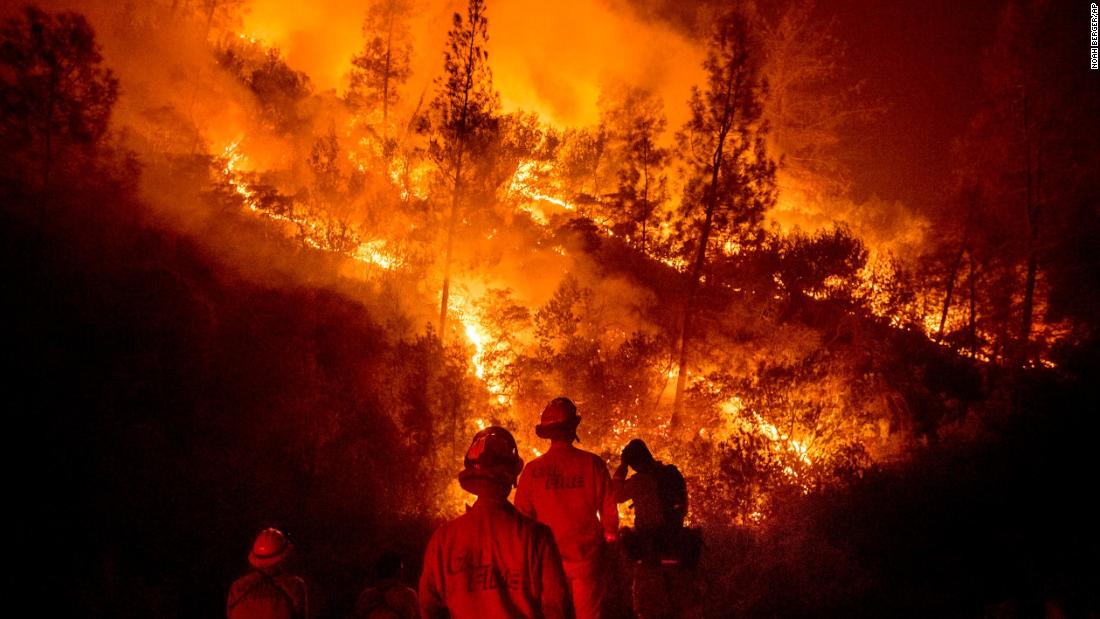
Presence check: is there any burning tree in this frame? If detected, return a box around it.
[425,0,500,341]
[555,125,610,205]
[671,10,777,427]
[0,6,118,193]
[348,0,414,149]
[923,0,1099,368]
[216,39,312,136]
[305,129,358,254]
[760,0,872,204]
[599,86,671,255]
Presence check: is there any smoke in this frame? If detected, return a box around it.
[768,179,929,260]
[11,0,928,330]
[241,0,703,128]
[228,0,697,327]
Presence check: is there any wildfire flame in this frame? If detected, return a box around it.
[447,292,512,407]
[508,160,576,225]
[220,141,404,271]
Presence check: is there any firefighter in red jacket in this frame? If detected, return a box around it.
[515,397,618,619]
[227,527,309,619]
[419,426,574,619]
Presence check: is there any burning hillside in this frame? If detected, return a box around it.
[3,0,1097,616]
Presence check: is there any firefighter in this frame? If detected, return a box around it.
[515,397,618,619]
[227,527,309,619]
[419,426,574,619]
[350,551,418,619]
[612,439,686,534]
[612,439,699,619]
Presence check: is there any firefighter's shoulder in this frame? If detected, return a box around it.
[426,513,461,547]
[578,447,609,469]
[506,501,547,528]
[279,574,307,595]
[516,509,556,541]
[228,571,260,597]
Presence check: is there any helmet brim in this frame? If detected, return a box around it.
[458,467,516,494]
[249,541,292,569]
[535,420,580,441]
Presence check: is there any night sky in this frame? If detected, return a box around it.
[831,0,1006,208]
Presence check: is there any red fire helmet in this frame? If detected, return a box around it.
[459,426,524,490]
[535,397,580,440]
[249,527,293,569]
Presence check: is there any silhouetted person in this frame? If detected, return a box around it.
[612,439,686,536]
[351,551,418,619]
[420,426,574,619]
[516,397,618,619]
[612,439,696,619]
[227,527,308,619]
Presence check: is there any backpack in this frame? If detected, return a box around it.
[656,463,687,528]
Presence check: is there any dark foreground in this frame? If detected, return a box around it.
[7,187,1097,618]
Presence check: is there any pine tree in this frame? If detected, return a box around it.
[671,11,776,427]
[348,0,413,146]
[943,1,1100,366]
[761,0,872,203]
[425,0,499,341]
[601,86,670,254]
[0,6,118,192]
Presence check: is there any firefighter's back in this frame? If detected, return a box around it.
[423,499,552,618]
[226,571,306,619]
[517,444,610,562]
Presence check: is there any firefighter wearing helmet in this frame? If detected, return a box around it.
[226,527,309,619]
[515,398,618,619]
[419,426,574,619]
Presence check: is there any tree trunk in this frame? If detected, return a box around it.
[589,130,606,202]
[38,67,58,250]
[967,251,978,358]
[42,70,56,193]
[937,192,976,341]
[1020,241,1038,362]
[936,245,965,341]
[1019,93,1041,366]
[382,12,394,145]
[640,138,653,255]
[438,159,462,339]
[671,126,728,429]
[437,18,479,342]
[670,57,738,429]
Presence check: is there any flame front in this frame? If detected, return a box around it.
[133,4,1073,525]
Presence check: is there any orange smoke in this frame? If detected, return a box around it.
[241,0,702,128]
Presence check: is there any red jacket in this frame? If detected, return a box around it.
[226,570,308,619]
[515,443,618,564]
[419,497,573,619]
